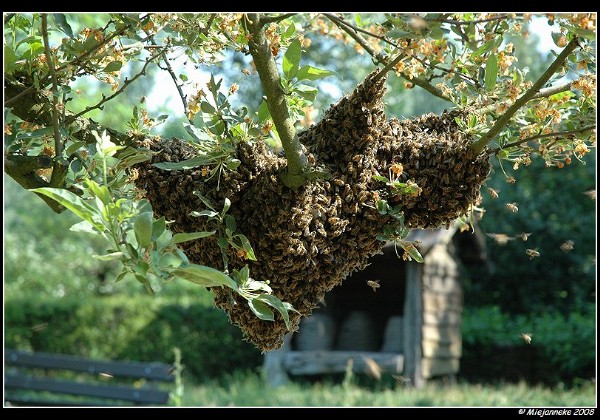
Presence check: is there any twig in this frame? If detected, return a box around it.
[489,124,596,154]
[259,13,297,26]
[471,36,580,155]
[5,23,132,108]
[203,14,217,36]
[533,81,576,99]
[324,13,451,102]
[246,13,307,188]
[65,50,162,123]
[426,14,511,26]
[152,38,189,120]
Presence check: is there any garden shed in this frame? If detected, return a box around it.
[263,224,487,387]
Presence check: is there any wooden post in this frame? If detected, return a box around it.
[262,334,292,387]
[403,263,425,388]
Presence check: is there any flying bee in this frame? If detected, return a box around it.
[487,233,515,246]
[583,189,596,200]
[99,372,114,379]
[487,187,499,199]
[560,240,574,252]
[519,232,532,241]
[506,202,519,213]
[526,249,540,259]
[392,375,411,385]
[367,280,380,292]
[521,332,533,344]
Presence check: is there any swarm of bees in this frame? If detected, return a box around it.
[133,71,492,351]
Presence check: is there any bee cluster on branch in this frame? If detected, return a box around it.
[134,71,491,351]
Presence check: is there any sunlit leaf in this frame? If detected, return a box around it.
[164,265,238,289]
[296,65,336,81]
[134,211,153,250]
[248,298,274,322]
[93,252,125,261]
[30,187,104,231]
[283,38,302,79]
[172,230,216,243]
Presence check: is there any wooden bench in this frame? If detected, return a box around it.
[4,349,175,407]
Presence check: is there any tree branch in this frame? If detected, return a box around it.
[65,50,162,124]
[489,124,596,154]
[324,13,451,102]
[153,38,190,121]
[426,14,511,26]
[5,22,132,108]
[471,36,580,155]
[41,14,65,188]
[259,13,297,26]
[245,13,307,188]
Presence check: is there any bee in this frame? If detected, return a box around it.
[99,372,114,379]
[487,233,515,246]
[560,240,574,252]
[506,202,519,213]
[526,249,540,259]
[519,232,532,241]
[583,189,596,200]
[31,323,48,332]
[363,357,382,380]
[487,187,499,199]
[521,332,533,344]
[367,280,380,292]
[392,375,411,385]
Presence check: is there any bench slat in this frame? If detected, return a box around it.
[5,374,170,405]
[5,349,174,382]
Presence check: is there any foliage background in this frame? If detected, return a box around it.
[3,13,596,386]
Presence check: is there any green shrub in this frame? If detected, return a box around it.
[461,304,595,384]
[4,293,262,380]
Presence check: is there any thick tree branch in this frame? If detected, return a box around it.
[471,36,580,155]
[42,14,66,188]
[489,124,596,155]
[246,13,307,188]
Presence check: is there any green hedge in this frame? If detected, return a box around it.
[5,294,262,380]
[461,304,596,385]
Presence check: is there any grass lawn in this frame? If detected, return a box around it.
[178,370,597,407]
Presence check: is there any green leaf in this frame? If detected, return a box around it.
[485,54,498,92]
[134,211,153,250]
[69,220,100,235]
[224,214,236,234]
[282,22,296,39]
[84,179,112,205]
[183,123,213,142]
[200,101,216,114]
[296,65,336,81]
[248,298,275,322]
[172,231,216,244]
[400,241,424,263]
[471,37,501,58]
[236,234,256,261]
[93,251,125,261]
[152,155,212,170]
[283,39,302,79]
[151,217,166,241]
[30,187,104,231]
[134,273,155,295]
[257,294,295,330]
[52,13,73,37]
[190,209,219,218]
[103,60,123,73]
[294,84,318,101]
[222,197,231,214]
[258,100,271,123]
[372,175,389,183]
[164,265,238,289]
